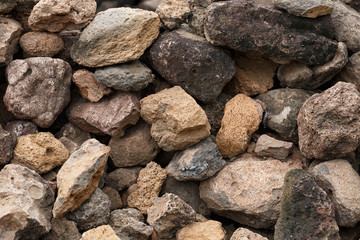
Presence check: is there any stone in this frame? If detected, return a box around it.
[71,8,160,67]
[166,137,226,181]
[53,139,110,218]
[274,169,340,240]
[20,32,64,57]
[128,162,167,214]
[230,228,268,240]
[273,0,333,18]
[72,69,111,103]
[204,0,338,65]
[257,88,311,143]
[109,208,153,240]
[215,94,263,158]
[255,134,294,160]
[81,225,120,240]
[28,0,96,32]
[140,86,210,151]
[339,223,360,240]
[102,186,122,211]
[56,122,91,154]
[105,167,141,192]
[177,220,226,240]
[57,30,81,65]
[4,57,72,128]
[298,82,360,160]
[187,0,214,35]
[310,160,360,227]
[12,132,70,174]
[155,0,191,29]
[4,120,38,137]
[199,156,299,229]
[67,91,140,138]
[339,51,360,90]
[42,218,81,240]
[121,184,138,208]
[0,1,17,13]
[109,121,160,168]
[0,17,22,66]
[0,164,54,240]
[148,30,235,103]
[0,129,16,166]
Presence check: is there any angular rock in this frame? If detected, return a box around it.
[67,91,140,138]
[230,228,268,240]
[105,167,141,192]
[0,129,16,165]
[0,17,22,66]
[4,120,38,137]
[53,139,110,218]
[188,0,214,35]
[56,122,91,154]
[339,51,360,90]
[274,169,340,240]
[20,32,64,57]
[4,57,72,128]
[71,8,160,67]
[273,0,333,18]
[42,218,81,240]
[255,134,294,160]
[102,186,122,211]
[81,225,120,240]
[177,220,226,240]
[155,0,191,29]
[148,30,235,103]
[140,86,210,151]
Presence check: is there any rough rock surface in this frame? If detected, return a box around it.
[81,225,120,240]
[230,228,268,240]
[187,0,214,35]
[42,218,81,240]
[0,17,22,66]
[20,32,64,57]
[56,122,91,154]
[339,51,360,90]
[102,186,122,211]
[71,8,160,67]
[254,134,294,160]
[273,0,333,18]
[4,120,38,137]
[4,57,72,128]
[57,30,81,65]
[0,129,16,165]
[155,0,191,29]
[177,220,226,240]
[105,167,141,192]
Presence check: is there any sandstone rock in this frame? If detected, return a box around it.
[230,228,268,240]
[56,122,91,154]
[42,218,81,240]
[81,225,120,240]
[4,120,38,137]
[0,17,22,66]
[155,0,191,29]
[0,164,54,240]
[28,0,96,32]
[140,86,210,151]
[102,186,122,211]
[177,220,226,240]
[12,132,69,174]
[339,51,360,90]
[53,139,110,218]
[148,30,235,103]
[67,91,140,138]
[71,8,160,67]
[298,82,360,160]
[20,32,64,57]
[274,169,340,240]
[255,134,294,160]
[4,57,72,128]
[105,167,141,192]
[215,94,262,158]
[0,129,16,165]
[273,0,333,18]
[128,162,167,214]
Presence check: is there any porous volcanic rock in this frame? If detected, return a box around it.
[20,31,64,57]
[273,0,333,18]
[177,220,226,240]
[0,17,22,66]
[155,0,191,29]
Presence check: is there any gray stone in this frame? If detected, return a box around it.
[56,122,91,154]
[339,51,360,90]
[41,218,81,240]
[102,186,122,211]
[4,120,38,137]
[273,0,333,18]
[255,134,294,160]
[0,17,22,66]
[105,167,141,192]
[0,129,16,166]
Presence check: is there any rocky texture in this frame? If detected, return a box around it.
[230,228,268,240]
[67,91,140,138]
[273,0,333,18]
[12,132,69,173]
[42,218,81,240]
[56,122,91,154]
[187,0,214,35]
[148,30,235,103]
[4,57,72,128]
[155,0,191,29]
[0,0,39,13]
[105,167,141,192]
[57,30,81,65]
[298,82,360,160]
[28,0,97,32]
[177,220,226,240]
[254,134,294,160]
[215,94,263,158]
[4,120,38,137]
[0,129,16,165]
[0,164,54,240]
[204,0,338,65]
[71,8,160,67]
[20,32,64,57]
[140,86,210,151]
[53,139,110,218]
[81,225,120,240]
[339,51,360,90]
[102,187,122,211]
[274,169,340,240]
[0,17,22,66]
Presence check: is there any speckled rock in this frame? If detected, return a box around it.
[102,186,122,211]
[177,220,226,240]
[0,129,16,166]
[155,0,191,29]
[20,32,64,57]
[56,122,91,154]
[0,17,22,66]
[81,225,120,240]
[255,134,294,160]
[230,228,268,240]
[42,218,81,240]
[273,0,333,18]
[187,0,214,35]
[4,120,38,137]
[339,51,360,90]
[105,167,141,192]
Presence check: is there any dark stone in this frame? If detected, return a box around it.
[105,167,141,192]
[4,120,38,137]
[0,129,17,165]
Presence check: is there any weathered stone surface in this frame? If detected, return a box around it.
[140,86,210,151]
[20,32,64,57]
[339,51,360,90]
[0,129,16,165]
[28,0,96,32]
[56,122,91,154]
[255,134,294,160]
[257,88,311,143]
[67,91,140,138]
[298,82,360,160]
[12,132,69,174]
[4,120,38,137]
[102,186,122,211]
[128,162,167,214]
[81,225,120,240]
[105,167,141,192]
[0,17,22,66]
[148,30,235,103]
[274,0,333,18]
[147,193,197,239]
[42,218,81,240]
[57,30,81,65]
[4,57,72,128]
[230,228,268,240]
[188,0,214,35]
[53,139,110,218]
[0,164,54,240]
[156,0,191,29]
[215,94,262,158]
[274,169,340,240]
[204,0,338,65]
[277,62,313,89]
[95,61,154,92]
[177,220,226,240]
[71,8,160,67]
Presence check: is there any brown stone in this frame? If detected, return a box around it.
[20,31,64,57]
[42,218,81,240]
[0,129,17,166]
[4,120,38,137]
[81,225,120,240]
[339,51,360,90]
[230,228,268,240]
[105,167,141,192]
[102,186,122,211]
[155,0,191,29]
[56,122,91,154]
[0,17,22,66]
[177,220,226,240]
[254,134,294,160]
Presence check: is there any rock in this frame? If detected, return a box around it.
[102,186,122,211]
[230,228,268,240]
[0,1,17,13]
[53,139,110,218]
[339,223,360,240]
[71,8,160,67]
[339,51,360,90]
[298,82,360,160]
[67,91,140,138]
[28,0,96,32]
[147,193,197,239]
[199,156,299,229]
[310,160,360,227]
[187,0,214,35]
[4,120,38,137]
[0,17,22,66]
[109,208,153,240]
[81,225,120,240]
[72,69,111,103]
[274,169,340,240]
[4,57,72,128]
[140,86,210,151]
[57,30,81,65]
[95,61,154,92]
[12,132,69,174]
[254,134,294,160]
[148,30,235,103]
[109,121,160,168]
[155,0,191,29]
[128,162,167,214]
[204,0,338,65]
[273,0,333,18]
[105,167,141,192]
[42,218,81,240]
[122,184,138,208]
[177,220,226,240]
[215,94,263,158]
[0,129,16,166]
[20,32,64,57]
[0,164,54,240]
[166,137,226,181]
[56,122,91,154]
[257,88,311,143]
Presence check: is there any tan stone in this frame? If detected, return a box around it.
[81,225,120,240]
[155,0,191,29]
[12,132,69,174]
[0,17,22,66]
[230,227,268,240]
[20,31,64,57]
[177,220,226,240]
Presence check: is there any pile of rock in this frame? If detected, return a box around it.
[1,0,360,239]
